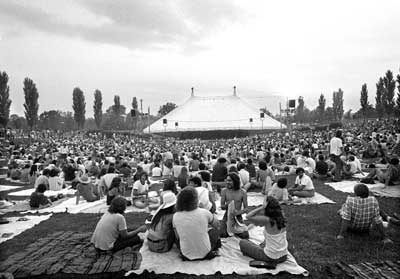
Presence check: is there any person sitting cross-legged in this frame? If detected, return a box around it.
[288,168,315,197]
[91,197,146,253]
[173,186,221,261]
[337,183,392,244]
[75,175,100,205]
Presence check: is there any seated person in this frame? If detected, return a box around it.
[173,186,221,261]
[30,184,52,209]
[288,168,315,197]
[364,158,400,186]
[107,177,125,205]
[314,155,329,179]
[20,164,31,183]
[268,178,289,203]
[220,172,249,238]
[238,163,251,190]
[239,196,288,268]
[177,167,189,188]
[147,192,177,253]
[151,162,163,177]
[342,155,362,178]
[48,168,64,191]
[131,172,149,208]
[252,160,275,193]
[76,175,100,204]
[337,184,392,244]
[91,197,146,252]
[189,176,215,213]
[10,166,21,180]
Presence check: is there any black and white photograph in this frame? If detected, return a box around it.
[0,0,399,278]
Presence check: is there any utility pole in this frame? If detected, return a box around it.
[148,106,150,134]
[140,99,143,114]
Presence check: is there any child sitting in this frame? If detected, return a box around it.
[267,178,289,203]
[131,172,149,208]
[30,184,52,209]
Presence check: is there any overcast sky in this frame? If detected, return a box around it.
[1,0,399,117]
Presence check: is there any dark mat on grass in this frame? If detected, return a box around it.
[0,231,141,278]
[328,260,400,279]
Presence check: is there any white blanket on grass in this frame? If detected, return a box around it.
[325,180,400,198]
[0,214,52,244]
[4,177,30,184]
[246,192,335,206]
[21,197,105,214]
[126,226,308,276]
[8,187,75,197]
[79,200,154,214]
[0,185,23,192]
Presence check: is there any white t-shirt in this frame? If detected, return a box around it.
[91,212,127,250]
[196,187,212,210]
[295,174,314,190]
[152,167,162,177]
[330,137,343,156]
[132,180,149,195]
[172,165,183,178]
[173,208,213,260]
[99,173,119,189]
[238,169,250,186]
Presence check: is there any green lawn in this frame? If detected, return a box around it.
[0,175,399,279]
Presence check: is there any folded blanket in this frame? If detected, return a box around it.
[0,185,23,192]
[0,214,52,244]
[326,180,400,198]
[0,200,31,214]
[126,226,308,276]
[247,192,335,206]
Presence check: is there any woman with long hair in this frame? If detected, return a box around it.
[173,186,221,261]
[107,177,125,205]
[147,192,177,253]
[91,197,146,252]
[239,196,288,268]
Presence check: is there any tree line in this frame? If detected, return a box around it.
[292,68,400,124]
[0,71,177,131]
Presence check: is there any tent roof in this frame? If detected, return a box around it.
[144,95,286,133]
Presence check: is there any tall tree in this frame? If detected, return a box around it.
[0,71,12,128]
[39,110,62,130]
[131,97,138,131]
[360,83,369,117]
[112,95,122,116]
[316,93,326,120]
[93,89,103,129]
[72,87,86,129]
[23,77,39,129]
[332,89,344,121]
[375,77,385,118]
[396,71,400,115]
[382,70,396,116]
[158,102,177,116]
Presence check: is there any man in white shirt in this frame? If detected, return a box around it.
[237,162,251,189]
[329,130,343,181]
[288,167,315,197]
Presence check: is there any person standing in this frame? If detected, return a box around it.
[329,130,343,182]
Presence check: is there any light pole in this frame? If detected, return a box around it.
[249,118,253,130]
[163,118,167,136]
[260,112,265,131]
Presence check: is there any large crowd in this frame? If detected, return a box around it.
[1,118,400,266]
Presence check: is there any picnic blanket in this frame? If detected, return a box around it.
[326,180,400,198]
[0,231,141,277]
[330,260,400,279]
[0,185,23,192]
[8,187,76,197]
[21,197,105,214]
[246,192,335,206]
[79,200,154,214]
[0,200,31,214]
[126,226,308,276]
[0,214,52,244]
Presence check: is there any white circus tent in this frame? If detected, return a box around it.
[144,88,286,133]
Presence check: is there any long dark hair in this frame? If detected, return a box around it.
[30,164,38,176]
[176,186,198,212]
[150,206,176,230]
[264,196,286,230]
[163,178,178,194]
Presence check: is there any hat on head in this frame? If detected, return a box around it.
[151,192,176,222]
[78,175,90,184]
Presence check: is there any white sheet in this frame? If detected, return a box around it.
[0,214,52,243]
[21,197,105,214]
[4,177,30,184]
[8,187,76,197]
[246,192,335,206]
[126,226,308,276]
[0,185,23,192]
[0,174,7,179]
[325,180,400,198]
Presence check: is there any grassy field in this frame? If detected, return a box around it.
[0,172,399,279]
